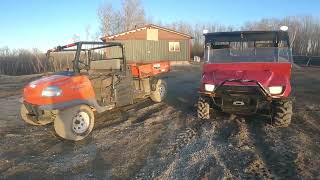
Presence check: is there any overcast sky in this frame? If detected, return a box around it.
[1,0,320,51]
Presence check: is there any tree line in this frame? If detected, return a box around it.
[1,0,320,75]
[97,0,320,57]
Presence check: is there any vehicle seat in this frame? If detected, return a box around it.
[88,59,121,82]
[90,59,121,71]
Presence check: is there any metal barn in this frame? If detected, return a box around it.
[101,24,192,64]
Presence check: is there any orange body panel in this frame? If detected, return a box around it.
[129,61,170,78]
[23,62,170,106]
[23,74,95,106]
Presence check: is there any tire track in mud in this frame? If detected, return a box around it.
[1,101,172,178]
[0,98,154,179]
[132,104,167,124]
[2,105,310,179]
[0,133,62,178]
[93,102,166,136]
[244,118,285,179]
[133,113,280,179]
[134,117,225,179]
[83,103,178,179]
[191,116,275,179]
[202,112,319,179]
[93,99,160,130]
[2,66,320,179]
[132,109,212,179]
[260,109,320,179]
[159,120,227,179]
[1,133,101,179]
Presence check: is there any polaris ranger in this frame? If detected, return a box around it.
[198,30,293,127]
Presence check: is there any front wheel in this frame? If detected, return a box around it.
[272,99,293,127]
[54,105,94,141]
[197,96,211,120]
[150,79,167,103]
[20,104,54,126]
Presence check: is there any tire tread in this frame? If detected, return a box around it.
[272,99,293,127]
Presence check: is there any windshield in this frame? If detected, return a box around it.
[205,47,293,63]
[204,31,292,63]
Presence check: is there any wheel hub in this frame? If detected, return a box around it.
[159,84,166,98]
[72,111,90,134]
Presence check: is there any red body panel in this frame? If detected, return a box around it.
[201,62,292,97]
[23,75,95,106]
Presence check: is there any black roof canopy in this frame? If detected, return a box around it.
[204,31,290,44]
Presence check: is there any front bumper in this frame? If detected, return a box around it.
[22,100,56,122]
[20,97,94,111]
[200,79,273,114]
[201,79,272,97]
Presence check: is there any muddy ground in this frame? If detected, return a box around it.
[0,65,319,179]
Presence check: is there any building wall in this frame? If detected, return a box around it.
[107,40,190,63]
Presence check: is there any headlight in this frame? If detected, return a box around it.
[204,84,215,92]
[41,86,62,97]
[268,86,283,95]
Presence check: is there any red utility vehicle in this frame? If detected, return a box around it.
[198,31,293,127]
[20,42,170,140]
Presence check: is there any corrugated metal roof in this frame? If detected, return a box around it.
[101,24,192,41]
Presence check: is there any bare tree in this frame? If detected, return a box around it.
[122,0,145,31]
[98,0,146,36]
[3,13,320,76]
[98,3,121,35]
[237,16,320,56]
[72,34,80,42]
[85,25,91,41]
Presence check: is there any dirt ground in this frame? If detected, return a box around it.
[0,65,319,179]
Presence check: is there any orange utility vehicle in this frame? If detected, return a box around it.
[20,41,170,141]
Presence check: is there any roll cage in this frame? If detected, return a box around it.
[204,31,292,63]
[204,31,290,46]
[46,41,126,73]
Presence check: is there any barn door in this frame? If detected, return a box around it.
[146,41,157,63]
[146,29,159,62]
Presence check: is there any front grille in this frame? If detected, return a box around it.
[221,96,258,113]
[216,85,262,96]
[214,85,264,113]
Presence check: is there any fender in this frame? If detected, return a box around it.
[150,75,169,91]
[22,98,114,113]
[150,77,159,91]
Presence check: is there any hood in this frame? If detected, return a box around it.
[27,75,71,88]
[202,62,292,88]
[23,73,95,106]
[23,75,73,105]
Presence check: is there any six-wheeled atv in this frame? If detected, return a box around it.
[20,42,170,140]
[198,31,293,127]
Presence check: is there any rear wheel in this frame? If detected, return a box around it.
[20,104,54,126]
[272,99,293,127]
[150,79,167,103]
[54,105,94,141]
[197,96,211,120]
